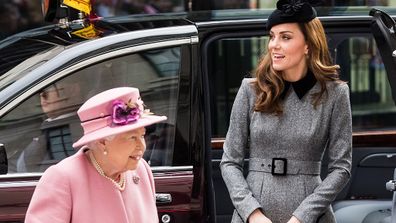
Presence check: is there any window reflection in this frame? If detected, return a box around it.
[0,46,181,173]
[338,37,396,131]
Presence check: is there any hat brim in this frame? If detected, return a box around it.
[72,115,167,148]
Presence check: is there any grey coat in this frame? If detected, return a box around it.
[220,78,352,223]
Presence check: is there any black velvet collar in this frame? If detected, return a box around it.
[280,69,317,100]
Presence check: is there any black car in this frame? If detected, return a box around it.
[0,4,395,223]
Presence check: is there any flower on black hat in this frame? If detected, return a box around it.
[276,0,323,16]
[277,0,306,16]
[267,0,322,30]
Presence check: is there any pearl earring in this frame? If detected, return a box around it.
[103,150,108,155]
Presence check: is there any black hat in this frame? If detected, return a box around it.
[267,0,320,30]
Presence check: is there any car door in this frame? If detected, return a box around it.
[370,8,396,104]
[0,25,207,223]
[201,11,396,223]
[330,8,396,223]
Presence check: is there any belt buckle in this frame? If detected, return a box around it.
[271,158,287,176]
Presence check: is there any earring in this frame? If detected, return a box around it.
[103,149,108,155]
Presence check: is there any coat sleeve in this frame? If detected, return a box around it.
[220,78,261,222]
[293,83,352,223]
[25,165,72,223]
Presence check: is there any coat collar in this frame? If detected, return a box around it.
[280,69,317,100]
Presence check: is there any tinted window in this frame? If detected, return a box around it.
[0,46,181,173]
[336,36,396,131]
[209,36,266,137]
[208,34,396,138]
[0,39,55,76]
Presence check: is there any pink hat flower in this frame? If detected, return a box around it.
[112,99,143,125]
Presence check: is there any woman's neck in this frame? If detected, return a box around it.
[282,64,308,82]
[89,149,120,181]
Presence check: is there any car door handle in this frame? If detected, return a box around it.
[156,193,172,204]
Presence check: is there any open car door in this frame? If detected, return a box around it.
[370,8,396,223]
[370,8,396,104]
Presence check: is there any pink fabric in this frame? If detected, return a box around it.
[73,87,167,148]
[25,149,159,223]
[78,87,139,122]
[81,116,113,134]
[73,115,166,148]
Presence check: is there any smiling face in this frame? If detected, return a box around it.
[102,127,146,175]
[268,23,309,82]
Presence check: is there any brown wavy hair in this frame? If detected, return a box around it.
[253,18,341,115]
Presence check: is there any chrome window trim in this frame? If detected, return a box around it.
[0,166,193,187]
[0,37,196,117]
[151,165,193,172]
[0,181,38,188]
[0,172,43,178]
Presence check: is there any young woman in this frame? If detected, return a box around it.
[25,87,167,223]
[220,1,352,223]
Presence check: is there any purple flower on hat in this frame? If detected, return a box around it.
[112,99,142,125]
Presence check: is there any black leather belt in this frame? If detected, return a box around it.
[248,157,321,175]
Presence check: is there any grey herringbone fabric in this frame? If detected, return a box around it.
[220,78,352,223]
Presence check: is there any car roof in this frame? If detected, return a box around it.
[3,6,396,43]
[1,6,395,78]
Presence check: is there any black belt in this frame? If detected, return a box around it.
[249,157,321,176]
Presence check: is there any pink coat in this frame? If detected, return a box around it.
[25,148,158,223]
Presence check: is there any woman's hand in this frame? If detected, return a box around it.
[248,209,272,223]
[287,216,301,223]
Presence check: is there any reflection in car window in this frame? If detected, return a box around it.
[337,36,396,131]
[0,46,181,173]
[209,35,396,138]
[0,46,64,91]
[209,36,267,137]
[0,39,58,78]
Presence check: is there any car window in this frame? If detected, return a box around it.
[0,38,56,77]
[208,36,265,137]
[336,36,396,131]
[0,46,64,91]
[0,46,181,173]
[208,34,396,138]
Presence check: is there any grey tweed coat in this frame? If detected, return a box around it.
[220,78,352,223]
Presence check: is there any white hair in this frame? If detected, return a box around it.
[86,135,115,150]
[104,135,115,141]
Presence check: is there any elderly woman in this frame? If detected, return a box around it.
[25,87,166,223]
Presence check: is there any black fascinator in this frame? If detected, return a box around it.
[266,0,323,30]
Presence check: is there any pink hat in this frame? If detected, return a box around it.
[72,87,167,148]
